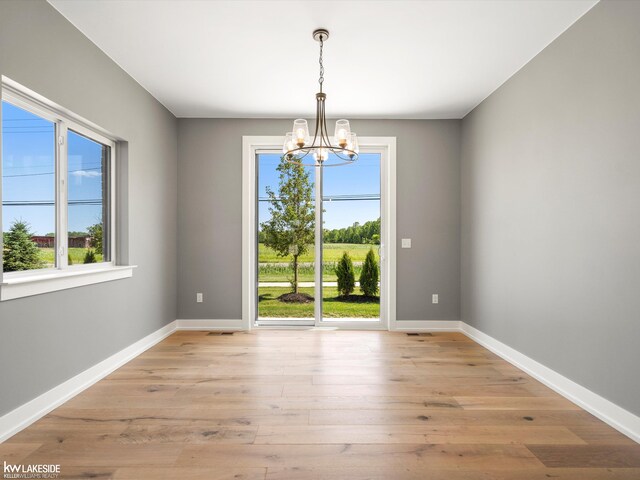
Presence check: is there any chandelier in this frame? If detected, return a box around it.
[283,29,359,167]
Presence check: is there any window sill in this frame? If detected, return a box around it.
[0,265,136,301]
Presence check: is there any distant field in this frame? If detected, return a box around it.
[39,247,104,267]
[259,262,367,282]
[259,243,378,264]
[258,286,380,318]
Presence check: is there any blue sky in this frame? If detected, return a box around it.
[258,152,380,231]
[2,101,105,236]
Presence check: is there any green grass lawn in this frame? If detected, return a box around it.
[39,247,104,267]
[258,286,380,318]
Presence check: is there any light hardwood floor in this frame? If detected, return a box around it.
[2,330,639,479]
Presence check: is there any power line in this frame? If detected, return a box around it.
[3,167,102,178]
[259,193,380,202]
[2,199,103,206]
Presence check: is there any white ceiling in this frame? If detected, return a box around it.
[48,0,597,119]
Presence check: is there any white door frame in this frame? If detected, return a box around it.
[242,136,396,331]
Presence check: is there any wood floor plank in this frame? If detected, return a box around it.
[176,443,543,469]
[455,396,581,410]
[39,408,309,426]
[284,383,535,397]
[311,374,533,386]
[4,422,128,445]
[174,383,285,397]
[116,425,258,444]
[309,409,604,426]
[254,425,585,445]
[0,442,43,464]
[42,467,117,479]
[254,425,428,444]
[114,467,266,479]
[107,371,312,384]
[526,445,640,468]
[50,467,266,480]
[24,442,183,467]
[265,467,640,480]
[568,425,639,445]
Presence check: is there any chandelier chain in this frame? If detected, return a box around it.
[318,35,324,93]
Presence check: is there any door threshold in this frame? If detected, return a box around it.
[256,318,315,327]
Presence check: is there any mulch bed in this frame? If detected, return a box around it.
[331,294,379,303]
[278,292,315,303]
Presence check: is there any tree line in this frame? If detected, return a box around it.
[258,217,381,245]
[323,218,380,244]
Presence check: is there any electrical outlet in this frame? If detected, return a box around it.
[432,294,439,304]
[196,293,203,303]
[401,238,412,248]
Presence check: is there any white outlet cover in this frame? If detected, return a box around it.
[401,238,412,248]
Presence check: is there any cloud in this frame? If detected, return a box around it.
[71,170,102,178]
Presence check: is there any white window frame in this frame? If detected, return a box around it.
[0,78,134,301]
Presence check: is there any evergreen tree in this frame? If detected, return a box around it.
[83,249,97,264]
[2,220,42,272]
[359,248,379,297]
[88,222,103,255]
[260,156,315,294]
[336,252,355,297]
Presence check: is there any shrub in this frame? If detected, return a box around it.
[83,249,97,264]
[335,252,355,297]
[88,222,103,255]
[2,220,42,272]
[359,248,379,297]
[68,253,73,266]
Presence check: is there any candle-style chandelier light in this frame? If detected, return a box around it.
[283,29,359,166]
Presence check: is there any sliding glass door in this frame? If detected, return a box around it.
[256,149,385,327]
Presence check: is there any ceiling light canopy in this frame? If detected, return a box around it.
[283,29,358,167]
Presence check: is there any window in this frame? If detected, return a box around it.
[67,130,111,265]
[2,101,56,272]
[1,79,132,300]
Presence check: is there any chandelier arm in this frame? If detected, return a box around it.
[309,97,320,147]
[322,111,334,150]
[295,148,314,162]
[317,99,326,148]
[319,98,331,148]
[328,148,352,162]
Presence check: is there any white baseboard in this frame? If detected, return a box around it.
[392,320,461,332]
[2,318,638,446]
[0,320,177,443]
[459,322,640,444]
[176,319,243,330]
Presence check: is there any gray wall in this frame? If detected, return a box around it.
[0,1,178,416]
[461,0,640,415]
[178,119,461,321]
